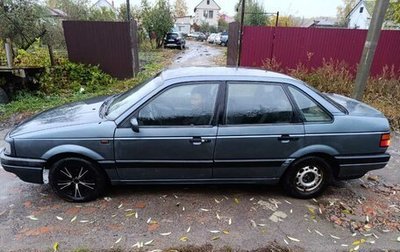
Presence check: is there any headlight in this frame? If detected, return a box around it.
[4,142,11,155]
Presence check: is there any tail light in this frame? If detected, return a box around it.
[380,133,391,148]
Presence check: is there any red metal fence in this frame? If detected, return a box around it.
[240,26,400,76]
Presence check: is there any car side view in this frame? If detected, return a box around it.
[1,67,391,202]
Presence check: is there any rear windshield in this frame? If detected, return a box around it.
[167,33,179,39]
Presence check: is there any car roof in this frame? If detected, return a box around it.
[161,67,297,82]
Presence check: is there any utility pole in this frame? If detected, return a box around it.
[237,0,246,67]
[126,0,131,21]
[352,0,390,101]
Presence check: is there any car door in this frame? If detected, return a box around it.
[214,81,305,179]
[114,82,221,181]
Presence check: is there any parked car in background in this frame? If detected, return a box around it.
[1,67,391,202]
[220,32,228,46]
[207,33,217,43]
[195,32,207,42]
[164,32,186,50]
[214,32,222,45]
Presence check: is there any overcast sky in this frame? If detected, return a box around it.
[111,0,344,18]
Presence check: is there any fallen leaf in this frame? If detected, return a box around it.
[209,230,220,233]
[186,226,191,233]
[353,245,360,251]
[283,239,289,245]
[160,232,172,236]
[352,239,366,245]
[56,216,63,221]
[70,216,77,223]
[180,236,188,242]
[174,194,178,199]
[250,197,254,201]
[53,242,59,252]
[27,215,38,221]
[214,199,221,204]
[234,198,240,204]
[314,229,324,236]
[79,220,89,223]
[257,223,267,227]
[104,197,112,201]
[147,218,152,224]
[118,203,123,209]
[126,212,136,217]
[200,208,210,212]
[284,200,292,205]
[144,240,153,245]
[216,213,221,220]
[135,212,138,218]
[330,234,341,240]
[287,236,300,242]
[223,230,229,234]
[250,219,257,228]
[228,218,232,225]
[115,237,122,244]
[182,207,185,211]
[211,236,220,241]
[341,244,348,247]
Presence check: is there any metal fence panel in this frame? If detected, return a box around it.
[240,26,400,76]
[63,20,138,79]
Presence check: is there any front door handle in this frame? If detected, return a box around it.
[190,137,211,146]
[278,134,299,143]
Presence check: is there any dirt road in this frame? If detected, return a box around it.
[0,41,399,251]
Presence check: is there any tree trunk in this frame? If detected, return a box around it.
[47,44,55,66]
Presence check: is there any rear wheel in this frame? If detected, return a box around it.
[282,156,331,199]
[49,157,107,202]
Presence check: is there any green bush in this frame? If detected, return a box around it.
[39,61,116,95]
[14,39,51,67]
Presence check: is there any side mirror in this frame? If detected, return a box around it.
[130,117,139,133]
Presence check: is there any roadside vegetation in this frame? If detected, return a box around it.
[263,59,400,130]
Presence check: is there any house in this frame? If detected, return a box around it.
[346,0,400,29]
[308,17,339,28]
[92,0,117,12]
[174,16,193,35]
[193,0,221,27]
[346,0,375,29]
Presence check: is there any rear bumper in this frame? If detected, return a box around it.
[335,153,390,179]
[0,150,45,184]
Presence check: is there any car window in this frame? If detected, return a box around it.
[226,83,294,125]
[288,86,331,122]
[138,83,219,126]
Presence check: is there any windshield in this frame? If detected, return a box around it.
[106,74,162,120]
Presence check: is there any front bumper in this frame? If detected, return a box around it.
[335,153,390,179]
[0,150,45,184]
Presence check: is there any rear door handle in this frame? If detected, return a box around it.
[278,134,299,143]
[189,137,211,146]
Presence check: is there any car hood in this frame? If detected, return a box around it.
[10,96,109,137]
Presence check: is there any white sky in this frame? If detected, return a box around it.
[111,0,344,18]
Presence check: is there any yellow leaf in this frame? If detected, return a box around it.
[234,198,240,204]
[180,236,188,242]
[211,236,220,241]
[53,242,59,252]
[223,230,229,234]
[70,216,77,222]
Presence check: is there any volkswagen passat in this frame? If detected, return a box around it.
[1,67,391,202]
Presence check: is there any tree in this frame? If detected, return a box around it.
[235,0,270,26]
[277,15,299,27]
[387,0,400,24]
[199,22,217,33]
[118,3,141,21]
[88,7,117,21]
[0,0,49,50]
[174,0,187,18]
[336,0,357,26]
[141,0,174,48]
[49,0,91,20]
[218,17,228,31]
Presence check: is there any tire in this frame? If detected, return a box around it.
[49,157,107,202]
[282,156,332,199]
[0,87,9,104]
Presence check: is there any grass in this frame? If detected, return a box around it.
[0,49,177,125]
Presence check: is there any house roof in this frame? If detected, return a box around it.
[194,0,221,12]
[47,8,68,18]
[309,17,338,27]
[346,0,375,19]
[92,0,117,12]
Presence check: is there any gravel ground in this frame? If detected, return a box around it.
[0,41,399,251]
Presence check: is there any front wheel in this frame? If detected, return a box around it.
[49,157,107,202]
[282,156,331,199]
